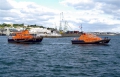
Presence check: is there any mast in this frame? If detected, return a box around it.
[80,24,82,32]
[64,21,67,32]
[59,12,62,31]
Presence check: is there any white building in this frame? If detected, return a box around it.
[29,28,61,37]
[29,28,51,34]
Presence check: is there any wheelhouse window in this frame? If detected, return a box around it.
[10,33,16,36]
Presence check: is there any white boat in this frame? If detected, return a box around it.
[36,33,62,38]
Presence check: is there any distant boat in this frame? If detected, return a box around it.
[8,30,43,43]
[71,32,110,44]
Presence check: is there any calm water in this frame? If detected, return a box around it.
[0,36,120,77]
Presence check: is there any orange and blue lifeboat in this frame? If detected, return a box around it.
[8,30,43,43]
[71,33,110,44]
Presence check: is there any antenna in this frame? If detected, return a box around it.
[80,24,82,32]
[81,24,82,32]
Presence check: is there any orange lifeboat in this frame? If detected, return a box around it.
[71,32,110,44]
[8,30,43,43]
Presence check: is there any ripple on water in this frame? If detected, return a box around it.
[0,36,120,77]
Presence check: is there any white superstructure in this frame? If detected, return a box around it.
[29,28,61,37]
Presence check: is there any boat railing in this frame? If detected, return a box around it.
[73,38,79,40]
[104,37,109,40]
[8,33,16,39]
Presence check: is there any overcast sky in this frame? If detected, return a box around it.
[0,0,120,32]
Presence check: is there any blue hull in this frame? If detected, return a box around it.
[8,37,43,44]
[71,39,110,44]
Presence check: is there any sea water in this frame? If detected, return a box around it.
[0,36,120,77]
